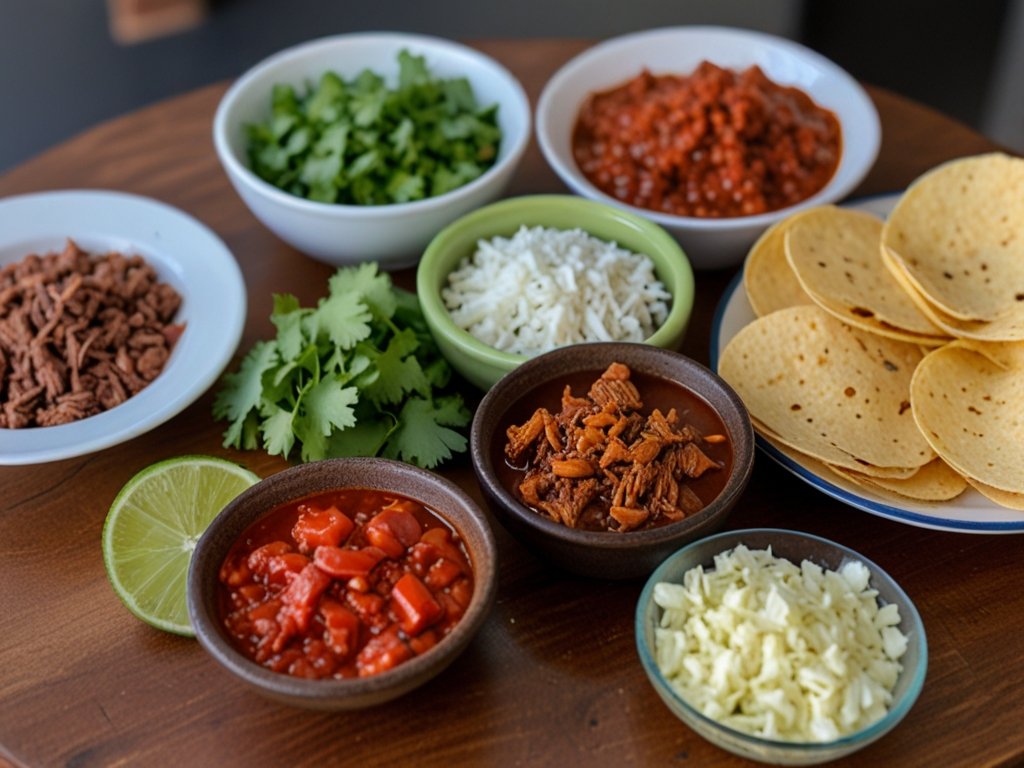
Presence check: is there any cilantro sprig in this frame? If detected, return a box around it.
[213,263,470,469]
[246,50,501,205]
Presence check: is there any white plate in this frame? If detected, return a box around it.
[0,190,246,465]
[710,193,1024,533]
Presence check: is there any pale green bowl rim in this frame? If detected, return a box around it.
[416,194,696,372]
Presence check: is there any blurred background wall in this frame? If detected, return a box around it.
[0,0,1020,173]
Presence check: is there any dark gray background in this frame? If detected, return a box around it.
[1,0,1020,174]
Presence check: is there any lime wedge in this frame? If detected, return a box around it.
[102,455,260,636]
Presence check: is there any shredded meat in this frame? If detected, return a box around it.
[504,362,726,532]
[0,240,184,428]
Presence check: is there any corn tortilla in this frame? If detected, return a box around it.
[785,206,947,342]
[881,152,1024,323]
[910,341,1024,493]
[883,246,1024,342]
[719,305,934,471]
[826,458,967,502]
[743,214,813,317]
[965,478,1024,511]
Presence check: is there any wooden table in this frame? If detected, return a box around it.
[1,40,1018,768]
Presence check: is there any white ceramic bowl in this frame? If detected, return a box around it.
[214,32,531,270]
[536,26,880,270]
[0,190,246,465]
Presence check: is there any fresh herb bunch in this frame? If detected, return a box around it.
[246,49,502,205]
[213,263,470,469]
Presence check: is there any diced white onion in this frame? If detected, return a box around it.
[652,544,909,742]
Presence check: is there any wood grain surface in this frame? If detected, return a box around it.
[0,39,1019,768]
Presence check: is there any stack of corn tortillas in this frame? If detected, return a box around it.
[724,153,1024,510]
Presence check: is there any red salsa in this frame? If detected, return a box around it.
[572,62,842,218]
[217,488,473,680]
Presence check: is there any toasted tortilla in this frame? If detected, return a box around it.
[743,214,814,317]
[719,305,934,472]
[827,458,967,502]
[785,206,948,343]
[881,152,1024,324]
[910,341,1024,494]
[883,246,1024,342]
[965,478,1024,511]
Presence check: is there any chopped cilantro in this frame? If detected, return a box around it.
[213,264,470,468]
[246,49,501,205]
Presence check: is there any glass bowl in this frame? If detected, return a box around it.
[635,528,927,764]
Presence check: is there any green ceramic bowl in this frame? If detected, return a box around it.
[416,195,695,390]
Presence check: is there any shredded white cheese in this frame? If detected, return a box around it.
[653,544,908,743]
[441,225,671,356]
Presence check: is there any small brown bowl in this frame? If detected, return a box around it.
[470,342,754,579]
[186,457,498,710]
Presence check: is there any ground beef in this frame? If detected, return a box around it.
[0,240,184,428]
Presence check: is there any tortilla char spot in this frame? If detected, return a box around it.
[817,261,827,268]
[898,401,911,415]
[791,404,802,411]
[851,307,875,318]
[1016,293,1024,301]
[883,360,898,372]
[943,271,954,279]
[968,405,982,415]
[844,387,856,397]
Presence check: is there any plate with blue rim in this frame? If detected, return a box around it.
[710,193,1024,534]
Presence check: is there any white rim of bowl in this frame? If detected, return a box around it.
[213,31,532,218]
[536,25,881,231]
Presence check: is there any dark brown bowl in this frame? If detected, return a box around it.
[470,342,754,579]
[186,457,498,710]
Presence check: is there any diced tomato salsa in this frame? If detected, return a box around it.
[217,488,473,680]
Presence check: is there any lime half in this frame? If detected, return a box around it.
[102,455,260,636]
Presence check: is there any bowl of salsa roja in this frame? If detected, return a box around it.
[470,342,754,580]
[187,457,497,710]
[535,27,881,269]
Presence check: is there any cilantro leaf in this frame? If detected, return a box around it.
[314,291,372,349]
[214,265,470,468]
[302,376,359,438]
[213,340,278,425]
[361,328,428,406]
[328,262,397,320]
[324,416,395,459]
[259,402,296,458]
[382,395,470,469]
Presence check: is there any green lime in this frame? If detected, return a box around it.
[102,455,260,636]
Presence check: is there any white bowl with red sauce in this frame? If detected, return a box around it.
[186,457,497,710]
[470,342,755,579]
[536,26,881,270]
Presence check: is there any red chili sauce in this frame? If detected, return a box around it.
[217,489,473,680]
[572,62,842,218]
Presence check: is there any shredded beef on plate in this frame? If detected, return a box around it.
[0,240,184,428]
